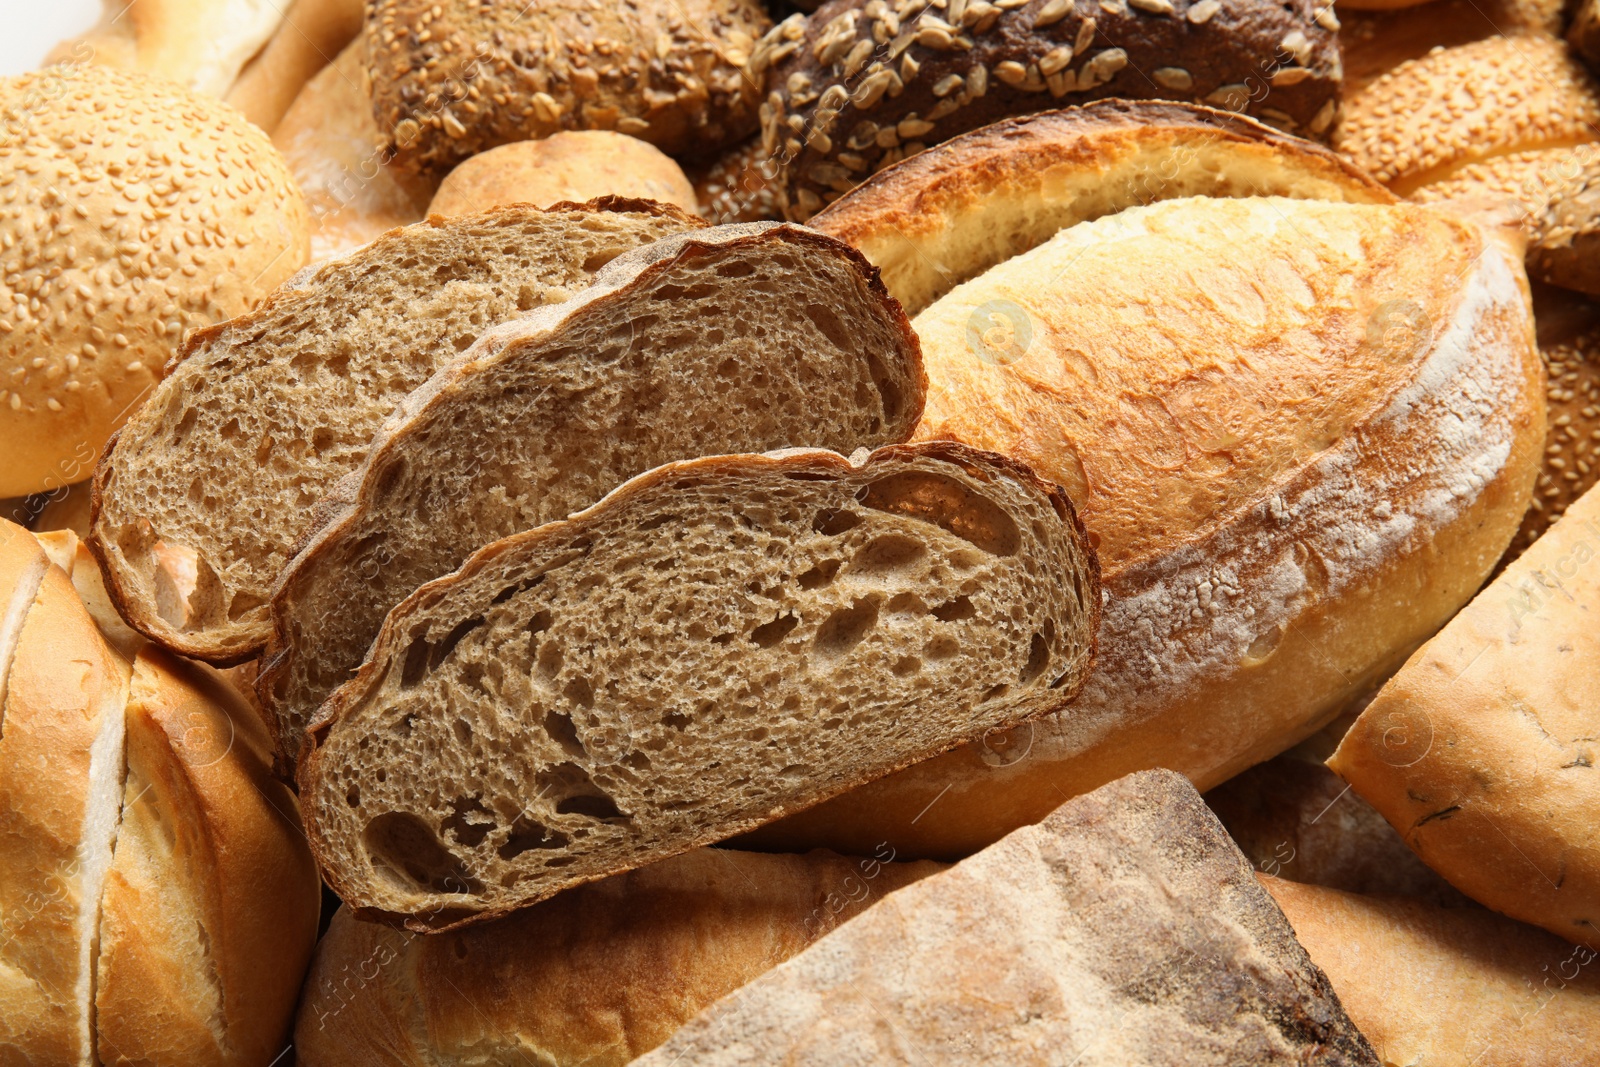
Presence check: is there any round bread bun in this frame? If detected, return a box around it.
[427,134,700,219]
[0,65,310,498]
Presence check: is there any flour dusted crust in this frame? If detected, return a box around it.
[747,197,1544,859]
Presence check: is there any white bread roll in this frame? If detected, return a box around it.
[749,113,1544,860]
[427,134,700,218]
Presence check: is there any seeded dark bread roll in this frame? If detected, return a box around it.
[753,0,1342,219]
[260,222,926,762]
[298,443,1099,930]
[366,0,771,186]
[91,200,702,667]
[811,101,1391,316]
[296,849,944,1067]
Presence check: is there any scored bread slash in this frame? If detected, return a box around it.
[259,222,926,765]
[89,199,705,667]
[299,443,1100,932]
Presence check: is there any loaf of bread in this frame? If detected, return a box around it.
[1264,876,1600,1067]
[271,38,426,263]
[639,770,1378,1065]
[1338,0,1565,93]
[296,848,943,1066]
[260,222,926,759]
[366,0,770,184]
[749,127,1544,860]
[427,134,700,218]
[0,65,310,499]
[690,137,785,224]
[224,0,364,132]
[299,443,1098,928]
[755,0,1343,218]
[1574,0,1600,69]
[91,200,701,666]
[1329,480,1600,949]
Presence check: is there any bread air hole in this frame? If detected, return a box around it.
[814,598,880,658]
[858,471,1021,556]
[362,811,484,896]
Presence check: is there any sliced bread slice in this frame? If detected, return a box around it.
[299,443,1099,931]
[90,198,706,665]
[260,223,926,760]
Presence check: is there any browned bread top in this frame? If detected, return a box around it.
[366,0,772,182]
[753,0,1343,218]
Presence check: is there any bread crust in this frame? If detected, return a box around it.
[755,0,1343,219]
[811,99,1393,314]
[297,442,1097,930]
[1328,481,1600,949]
[224,0,365,133]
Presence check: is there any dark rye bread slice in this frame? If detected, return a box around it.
[90,199,705,664]
[754,0,1343,219]
[299,443,1100,931]
[260,223,926,762]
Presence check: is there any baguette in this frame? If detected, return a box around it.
[1328,480,1600,949]
[638,770,1378,1066]
[754,0,1343,219]
[296,848,943,1066]
[1264,876,1600,1067]
[91,200,702,665]
[299,443,1099,929]
[260,222,927,760]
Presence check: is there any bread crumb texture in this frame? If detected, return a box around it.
[0,64,309,497]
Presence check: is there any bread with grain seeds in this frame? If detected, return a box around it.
[260,222,925,761]
[366,0,771,185]
[90,199,704,665]
[753,0,1342,219]
[299,443,1099,930]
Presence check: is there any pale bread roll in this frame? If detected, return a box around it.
[1329,480,1600,949]
[224,0,364,133]
[428,134,700,218]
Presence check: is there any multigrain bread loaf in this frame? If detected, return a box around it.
[91,200,701,665]
[427,134,699,218]
[223,0,364,132]
[639,770,1379,1066]
[1264,876,1600,1067]
[261,223,927,759]
[271,38,425,263]
[755,0,1343,219]
[296,849,944,1066]
[299,444,1098,929]
[0,65,309,499]
[366,0,771,184]
[752,183,1544,859]
[810,101,1393,317]
[1329,481,1600,950]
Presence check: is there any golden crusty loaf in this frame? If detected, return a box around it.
[1263,876,1600,1067]
[427,134,699,218]
[94,646,320,1067]
[33,529,143,657]
[299,443,1098,929]
[1329,481,1600,949]
[296,848,943,1066]
[271,37,425,263]
[261,223,927,760]
[366,0,770,184]
[91,200,701,666]
[640,770,1379,1066]
[224,0,364,133]
[811,101,1392,317]
[756,0,1343,219]
[0,521,129,1066]
[0,65,310,499]
[752,185,1544,860]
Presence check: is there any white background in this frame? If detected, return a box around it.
[4,0,105,77]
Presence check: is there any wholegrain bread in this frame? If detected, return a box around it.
[366,0,770,184]
[296,848,942,1066]
[261,222,927,759]
[90,200,702,665]
[638,770,1378,1066]
[1264,876,1600,1067]
[750,193,1544,859]
[0,65,310,499]
[427,134,699,218]
[756,0,1343,219]
[1329,481,1600,949]
[810,101,1393,317]
[0,522,129,1066]
[223,0,364,133]
[299,443,1099,929]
